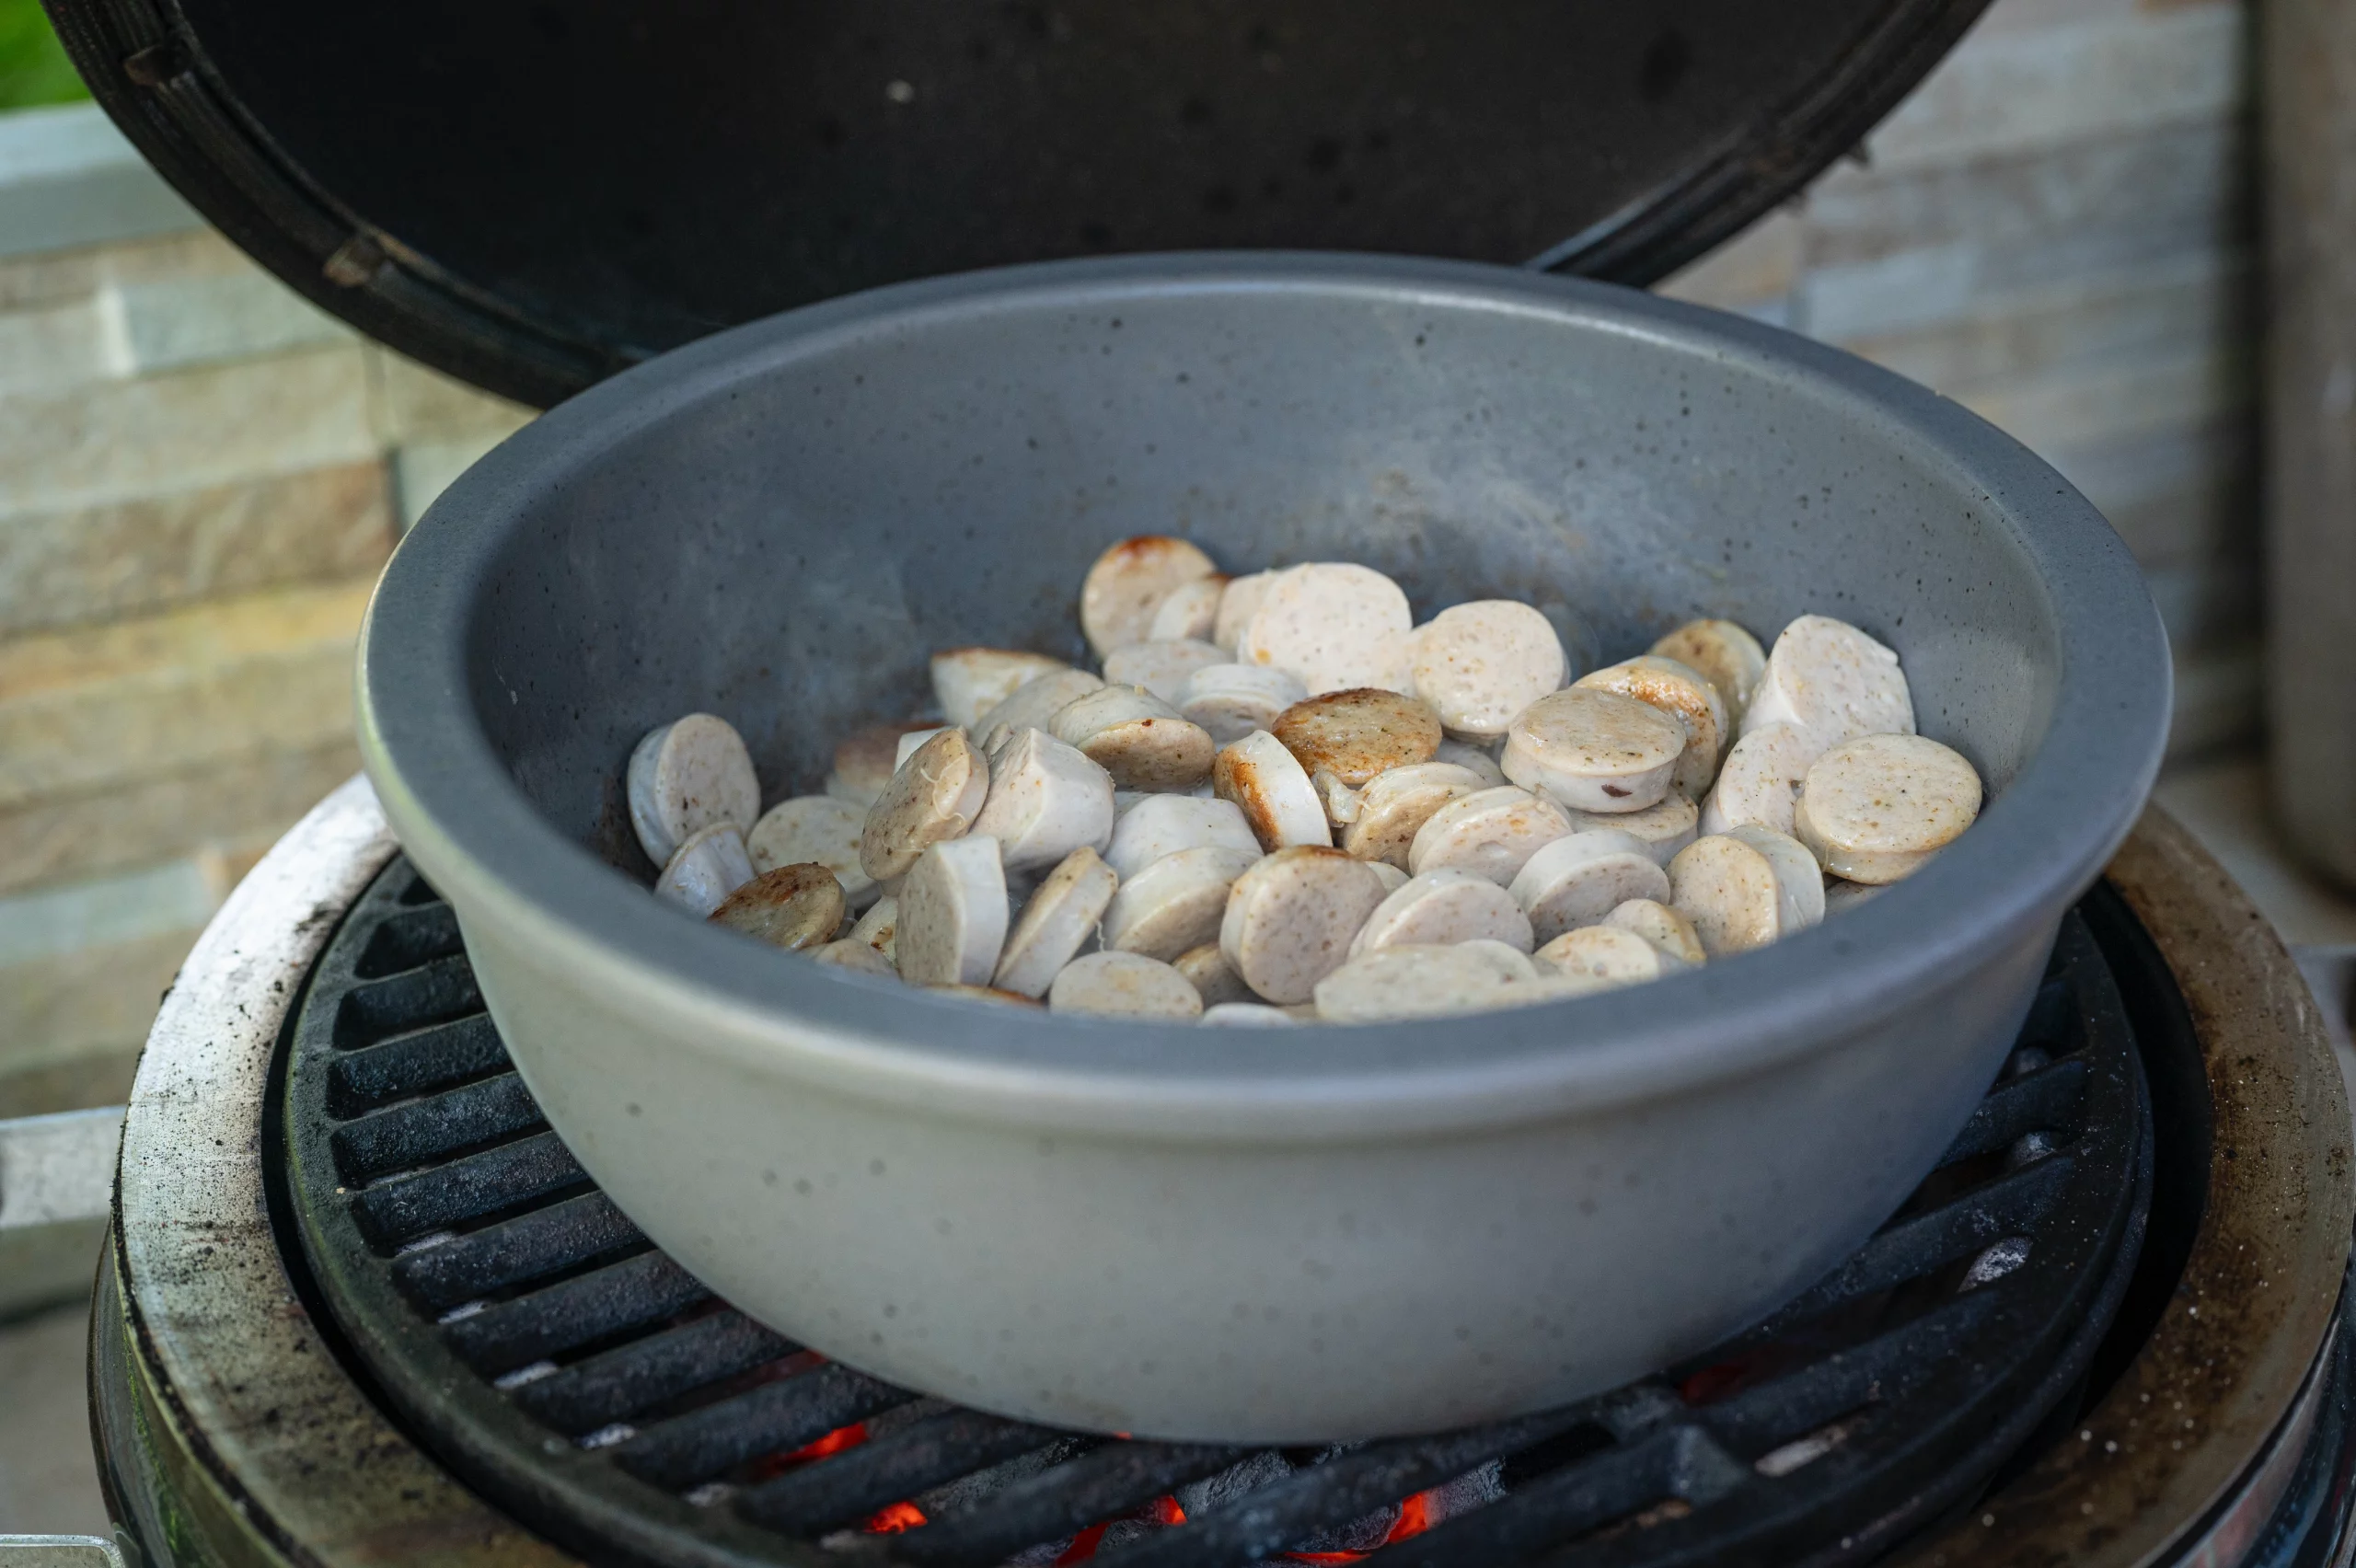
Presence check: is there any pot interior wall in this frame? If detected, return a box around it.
[456,278,2062,876]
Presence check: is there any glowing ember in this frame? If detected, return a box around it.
[1284,1487,1441,1563]
[865,1501,928,1534]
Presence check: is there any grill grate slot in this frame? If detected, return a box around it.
[331,1071,543,1182]
[330,1015,511,1115]
[392,1190,644,1310]
[615,1363,916,1491]
[444,1250,712,1376]
[280,859,2154,1568]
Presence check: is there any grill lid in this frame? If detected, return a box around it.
[44,0,1986,407]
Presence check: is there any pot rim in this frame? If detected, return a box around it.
[357,251,2171,1139]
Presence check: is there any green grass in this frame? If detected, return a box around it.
[0,0,91,112]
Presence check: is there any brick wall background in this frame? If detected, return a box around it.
[0,0,2254,1117]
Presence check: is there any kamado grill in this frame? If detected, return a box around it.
[19,0,2355,1562]
[87,786,2356,1568]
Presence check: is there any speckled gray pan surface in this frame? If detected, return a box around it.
[357,253,2169,1441]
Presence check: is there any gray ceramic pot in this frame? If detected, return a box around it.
[357,254,2169,1442]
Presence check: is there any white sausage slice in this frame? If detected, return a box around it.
[1219,847,1390,1003]
[1667,835,1782,957]
[708,863,846,951]
[628,713,761,865]
[1743,615,1916,748]
[1530,926,1687,993]
[1048,686,1217,791]
[1103,845,1260,961]
[929,984,1045,1009]
[826,721,938,809]
[1434,738,1509,788]
[1700,722,1825,837]
[1200,1002,1300,1026]
[849,894,899,962]
[1173,942,1254,1008]
[1103,794,1260,880]
[1147,575,1227,642]
[1177,663,1309,745]
[1575,655,1728,801]
[1409,602,1569,739]
[859,728,990,882]
[1727,824,1828,935]
[653,823,755,916]
[1048,951,1205,1019]
[1405,785,1575,885]
[1270,687,1443,786]
[1368,861,1411,894]
[1237,563,1415,695]
[969,727,1117,872]
[993,846,1118,997]
[973,668,1105,754]
[1313,944,1530,1022]
[1793,732,1982,884]
[1213,570,1280,653]
[894,726,957,771]
[1508,829,1675,944]
[1602,898,1708,967]
[1212,730,1332,851]
[1312,770,1363,828]
[1081,536,1220,656]
[1348,868,1534,958]
[1563,792,1698,869]
[747,796,879,910]
[1103,639,1230,705]
[810,939,898,977]
[1459,938,1541,983]
[1650,619,1768,723]
[895,835,1010,986]
[1501,689,1685,813]
[930,649,1074,729]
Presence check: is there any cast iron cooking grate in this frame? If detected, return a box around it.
[277,858,2149,1568]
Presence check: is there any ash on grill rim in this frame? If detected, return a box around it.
[275,857,2149,1568]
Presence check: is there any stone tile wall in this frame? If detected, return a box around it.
[0,0,2256,1114]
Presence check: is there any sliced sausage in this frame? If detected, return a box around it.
[1434,738,1509,788]
[969,726,1117,872]
[1103,639,1230,705]
[1103,794,1261,880]
[1793,732,1982,883]
[1406,785,1575,885]
[628,713,761,865]
[826,720,939,809]
[748,796,878,910]
[1601,898,1707,967]
[1409,601,1569,739]
[973,668,1105,755]
[1508,829,1674,943]
[1147,575,1228,642]
[810,939,898,977]
[1563,791,1697,869]
[1313,943,1530,1022]
[1743,615,1915,748]
[1103,844,1260,961]
[1177,663,1310,745]
[1727,824,1828,935]
[1668,829,1819,957]
[1700,722,1825,838]
[1081,536,1219,656]
[1199,1001,1301,1026]
[928,984,1045,1008]
[1049,685,1217,791]
[1348,868,1534,957]
[1048,951,1205,1019]
[1530,925,1687,993]
[1173,942,1254,1007]
[993,845,1118,997]
[1575,655,1728,800]
[1501,688,1685,813]
[894,726,957,772]
[860,727,990,882]
[930,649,1075,729]
[1213,569,1281,653]
[849,894,899,962]
[1270,687,1444,786]
[653,823,755,916]
[895,835,1010,986]
[1219,846,1390,1003]
[1650,619,1768,723]
[1212,729,1332,851]
[709,862,846,951]
[1237,562,1415,695]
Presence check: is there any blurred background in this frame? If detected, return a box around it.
[2,0,2347,1539]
